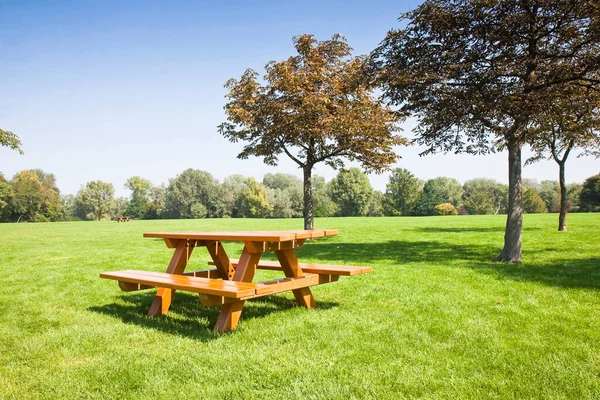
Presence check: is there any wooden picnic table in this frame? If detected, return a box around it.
[100,229,371,332]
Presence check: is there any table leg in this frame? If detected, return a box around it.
[275,249,316,309]
[148,239,194,316]
[214,248,260,332]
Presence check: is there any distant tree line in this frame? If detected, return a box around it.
[1,168,598,223]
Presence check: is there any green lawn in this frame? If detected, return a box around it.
[1,214,599,399]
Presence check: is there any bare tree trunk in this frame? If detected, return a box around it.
[303,166,314,230]
[558,161,567,231]
[496,139,523,262]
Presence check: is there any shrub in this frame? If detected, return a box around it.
[523,188,548,213]
[435,203,458,215]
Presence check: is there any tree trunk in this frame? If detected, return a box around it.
[303,166,314,230]
[558,161,567,231]
[496,139,523,262]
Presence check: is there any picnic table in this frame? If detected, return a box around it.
[100,229,371,332]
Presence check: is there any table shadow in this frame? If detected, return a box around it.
[89,291,338,341]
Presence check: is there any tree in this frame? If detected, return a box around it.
[7,171,41,222]
[0,174,15,221]
[76,181,115,221]
[0,128,24,155]
[526,85,600,230]
[124,176,153,219]
[219,34,407,230]
[579,174,600,211]
[412,177,463,216]
[522,188,547,213]
[385,168,422,216]
[312,175,338,217]
[146,185,166,219]
[462,178,508,215]
[370,0,600,261]
[220,175,247,218]
[538,180,560,213]
[328,168,373,217]
[164,169,220,219]
[263,173,303,217]
[4,170,61,222]
[368,190,386,217]
[241,178,272,218]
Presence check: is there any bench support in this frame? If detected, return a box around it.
[276,249,315,309]
[148,239,193,316]
[214,249,260,332]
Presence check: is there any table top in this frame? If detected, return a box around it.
[143,229,339,242]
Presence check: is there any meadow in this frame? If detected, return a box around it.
[1,214,599,399]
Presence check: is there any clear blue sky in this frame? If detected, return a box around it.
[1,0,597,198]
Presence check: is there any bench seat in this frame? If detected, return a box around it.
[209,259,372,276]
[100,270,321,300]
[100,270,261,298]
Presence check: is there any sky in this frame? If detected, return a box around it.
[1,0,598,198]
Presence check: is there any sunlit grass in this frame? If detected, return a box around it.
[0,214,599,399]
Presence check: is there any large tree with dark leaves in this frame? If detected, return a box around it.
[219,34,407,230]
[370,0,600,261]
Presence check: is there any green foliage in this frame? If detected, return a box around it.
[76,180,115,221]
[538,180,560,212]
[435,203,458,215]
[413,177,463,216]
[311,175,338,217]
[124,176,153,219]
[164,169,220,219]
[2,170,62,222]
[567,183,583,211]
[190,203,207,219]
[112,197,129,220]
[523,189,548,214]
[579,174,600,211]
[263,173,303,218]
[462,178,508,215]
[0,179,15,218]
[241,178,272,218]
[0,128,24,154]
[328,168,373,217]
[385,168,422,216]
[367,190,386,217]
[220,175,247,218]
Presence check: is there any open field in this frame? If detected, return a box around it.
[1,214,599,399]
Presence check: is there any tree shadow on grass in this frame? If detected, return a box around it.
[295,240,499,265]
[474,257,600,290]
[89,291,338,341]
[414,226,541,234]
[295,240,600,290]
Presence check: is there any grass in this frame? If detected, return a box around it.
[0,214,599,399]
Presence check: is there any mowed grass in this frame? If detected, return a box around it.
[0,214,599,399]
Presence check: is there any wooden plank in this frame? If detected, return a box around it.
[100,270,258,298]
[183,269,221,278]
[211,259,372,276]
[118,281,154,292]
[143,229,338,243]
[198,274,320,306]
